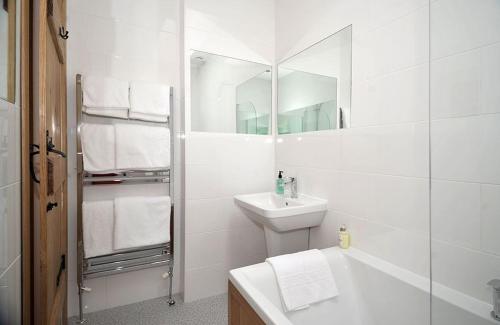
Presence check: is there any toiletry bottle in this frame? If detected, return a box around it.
[276,170,285,195]
[339,225,350,249]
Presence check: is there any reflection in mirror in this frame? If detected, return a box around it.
[278,25,352,134]
[0,0,16,103]
[190,51,272,135]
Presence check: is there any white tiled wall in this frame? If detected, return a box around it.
[275,0,431,278]
[0,106,21,325]
[183,134,274,301]
[0,0,21,322]
[275,0,500,311]
[66,0,182,315]
[183,0,275,302]
[430,0,500,307]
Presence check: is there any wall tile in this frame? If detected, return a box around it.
[375,122,429,178]
[184,264,227,302]
[431,0,500,59]
[0,106,20,187]
[336,172,376,219]
[340,127,378,173]
[480,184,500,256]
[80,277,107,314]
[431,180,481,249]
[432,239,500,303]
[480,43,500,115]
[0,258,21,325]
[105,266,171,309]
[276,133,341,170]
[185,231,228,270]
[431,49,481,119]
[185,197,253,234]
[373,174,428,234]
[431,116,481,182]
[369,63,429,125]
[0,184,21,274]
[479,114,500,185]
[363,6,429,79]
[339,213,430,276]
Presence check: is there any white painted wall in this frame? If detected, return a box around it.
[275,0,431,282]
[66,0,182,315]
[429,0,500,313]
[0,1,21,323]
[183,0,275,302]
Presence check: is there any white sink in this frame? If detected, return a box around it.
[234,192,327,256]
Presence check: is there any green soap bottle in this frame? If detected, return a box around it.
[276,170,285,195]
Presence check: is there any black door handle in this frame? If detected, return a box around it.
[46,131,66,158]
[56,255,66,286]
[47,201,58,212]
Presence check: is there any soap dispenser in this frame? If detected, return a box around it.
[339,225,350,249]
[276,170,285,195]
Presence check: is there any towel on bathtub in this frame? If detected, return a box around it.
[266,249,339,312]
[83,200,115,258]
[113,196,171,250]
[114,123,170,170]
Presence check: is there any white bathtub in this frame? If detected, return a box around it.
[229,247,496,325]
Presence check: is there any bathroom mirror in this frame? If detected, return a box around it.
[277,25,352,134]
[190,50,272,135]
[0,0,16,103]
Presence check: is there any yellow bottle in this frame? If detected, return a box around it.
[339,225,350,249]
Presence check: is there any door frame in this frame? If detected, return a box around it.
[20,0,32,324]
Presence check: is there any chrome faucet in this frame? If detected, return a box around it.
[284,177,298,199]
[489,279,500,321]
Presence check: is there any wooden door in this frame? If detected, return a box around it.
[32,0,68,324]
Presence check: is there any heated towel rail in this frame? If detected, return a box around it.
[75,74,175,324]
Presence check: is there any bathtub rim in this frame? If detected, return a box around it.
[229,246,495,324]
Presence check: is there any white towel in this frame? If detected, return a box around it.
[266,249,339,312]
[82,75,130,118]
[113,196,171,250]
[115,124,170,170]
[83,107,128,119]
[129,81,170,122]
[83,200,115,258]
[80,123,116,172]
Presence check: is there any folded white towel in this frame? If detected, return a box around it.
[82,75,130,117]
[83,200,115,258]
[129,81,170,122]
[113,196,171,250]
[83,107,128,119]
[266,249,339,312]
[80,123,116,172]
[128,111,169,123]
[115,124,170,170]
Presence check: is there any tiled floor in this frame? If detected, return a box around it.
[69,294,228,325]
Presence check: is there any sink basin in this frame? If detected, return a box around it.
[234,192,327,232]
[234,192,327,256]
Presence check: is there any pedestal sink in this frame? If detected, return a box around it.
[234,192,327,257]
